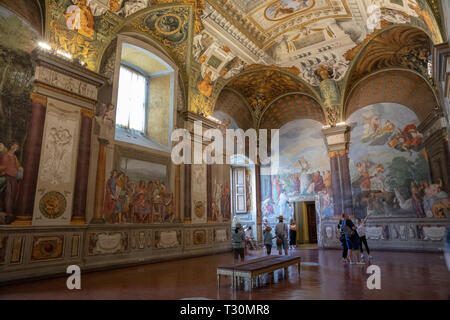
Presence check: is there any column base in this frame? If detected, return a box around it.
[184,218,191,223]
[90,218,106,224]
[11,215,32,226]
[70,216,86,225]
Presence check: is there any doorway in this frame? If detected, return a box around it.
[305,202,317,244]
[294,201,318,245]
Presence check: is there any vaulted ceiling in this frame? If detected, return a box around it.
[0,0,445,128]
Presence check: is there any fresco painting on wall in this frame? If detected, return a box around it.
[260,119,333,228]
[348,103,450,220]
[212,164,232,223]
[103,158,173,224]
[0,6,37,221]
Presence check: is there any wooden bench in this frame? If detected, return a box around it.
[217,256,301,292]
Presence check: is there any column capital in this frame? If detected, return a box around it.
[322,125,351,154]
[80,108,95,118]
[98,138,110,145]
[30,93,47,106]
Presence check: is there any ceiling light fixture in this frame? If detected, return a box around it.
[38,41,52,51]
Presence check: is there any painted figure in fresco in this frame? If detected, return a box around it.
[313,171,325,193]
[411,182,426,218]
[272,176,282,204]
[324,170,332,196]
[292,173,301,193]
[355,155,374,190]
[422,180,450,218]
[162,192,174,222]
[197,71,213,97]
[65,0,95,40]
[118,0,149,17]
[266,0,312,20]
[261,198,275,218]
[99,103,115,127]
[221,182,231,221]
[388,124,423,154]
[0,142,22,214]
[104,170,118,221]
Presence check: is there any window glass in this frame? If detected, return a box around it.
[116,65,147,132]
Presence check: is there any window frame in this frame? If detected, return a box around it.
[116,62,150,133]
[233,167,247,214]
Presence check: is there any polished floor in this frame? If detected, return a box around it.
[0,248,449,300]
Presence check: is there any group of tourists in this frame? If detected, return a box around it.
[337,213,372,264]
[232,216,297,264]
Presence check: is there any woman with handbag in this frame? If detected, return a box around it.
[342,213,364,265]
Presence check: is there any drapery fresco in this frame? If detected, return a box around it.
[0,6,37,220]
[260,119,332,228]
[348,103,450,220]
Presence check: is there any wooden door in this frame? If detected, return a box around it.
[306,203,317,243]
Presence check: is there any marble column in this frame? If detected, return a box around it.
[255,163,262,242]
[71,109,93,224]
[207,164,212,223]
[14,93,47,225]
[90,138,109,224]
[174,164,181,222]
[322,125,351,218]
[184,164,191,223]
[339,151,353,214]
[329,153,343,217]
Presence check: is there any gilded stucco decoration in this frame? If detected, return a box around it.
[346,26,432,87]
[125,6,191,72]
[152,0,205,34]
[46,0,194,74]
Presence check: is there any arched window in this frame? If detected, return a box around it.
[113,37,177,151]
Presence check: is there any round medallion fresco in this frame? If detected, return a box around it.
[155,13,182,35]
[194,200,205,218]
[39,191,67,219]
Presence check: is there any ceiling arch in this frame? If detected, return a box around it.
[213,88,254,130]
[223,65,320,114]
[259,93,325,129]
[342,25,433,103]
[0,0,44,35]
[344,69,438,122]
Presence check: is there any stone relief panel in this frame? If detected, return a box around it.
[154,230,182,249]
[32,98,81,226]
[88,231,129,256]
[31,236,64,261]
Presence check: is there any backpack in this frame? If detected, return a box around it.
[343,220,355,238]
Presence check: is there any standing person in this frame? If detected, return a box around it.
[0,142,23,214]
[337,219,348,263]
[357,215,372,261]
[263,225,275,255]
[289,219,297,250]
[275,215,288,255]
[342,213,364,264]
[232,223,245,264]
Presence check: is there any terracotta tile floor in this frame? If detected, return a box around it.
[0,248,449,300]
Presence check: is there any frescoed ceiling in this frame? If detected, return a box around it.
[3,0,444,126]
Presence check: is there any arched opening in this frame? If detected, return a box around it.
[110,34,178,152]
